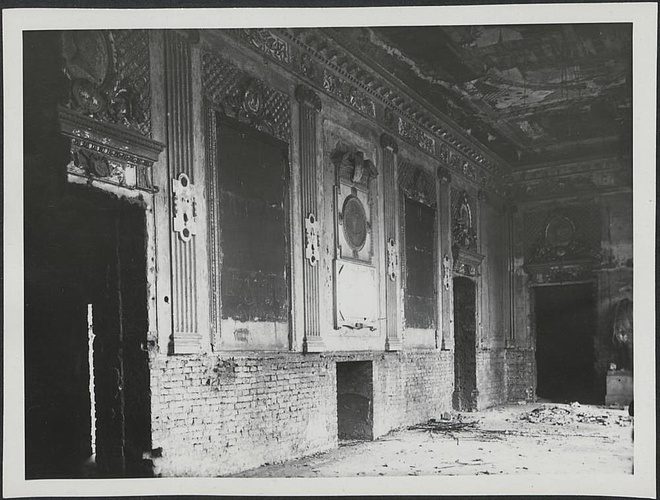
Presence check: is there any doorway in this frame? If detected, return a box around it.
[25,185,151,478]
[534,283,597,403]
[453,277,477,411]
[336,361,373,441]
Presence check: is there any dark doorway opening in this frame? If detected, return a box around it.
[453,277,477,411]
[25,185,151,478]
[534,283,597,404]
[336,361,373,441]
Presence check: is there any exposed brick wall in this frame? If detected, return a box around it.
[149,349,455,476]
[476,348,507,408]
[149,353,337,476]
[373,350,454,437]
[505,348,536,401]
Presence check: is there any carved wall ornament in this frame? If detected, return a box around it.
[331,144,378,189]
[398,159,436,207]
[300,52,317,79]
[172,173,197,243]
[442,254,451,290]
[62,30,150,135]
[332,142,376,263]
[398,117,435,155]
[304,213,320,266]
[387,238,399,281]
[322,70,376,118]
[202,51,290,143]
[528,213,600,263]
[451,190,478,250]
[452,247,485,278]
[240,29,291,64]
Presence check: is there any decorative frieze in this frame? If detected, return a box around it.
[323,70,376,118]
[239,28,291,64]
[281,29,507,180]
[398,117,435,155]
[225,27,508,193]
[59,106,163,192]
[202,51,290,143]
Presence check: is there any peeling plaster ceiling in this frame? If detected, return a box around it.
[331,24,632,168]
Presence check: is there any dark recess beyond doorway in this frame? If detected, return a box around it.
[336,361,373,441]
[24,185,151,478]
[534,283,598,404]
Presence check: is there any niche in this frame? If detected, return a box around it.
[336,361,374,441]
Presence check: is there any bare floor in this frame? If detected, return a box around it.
[232,403,633,477]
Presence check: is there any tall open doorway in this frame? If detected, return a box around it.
[534,283,597,403]
[25,185,152,478]
[453,277,477,411]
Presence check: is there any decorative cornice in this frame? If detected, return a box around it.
[59,106,164,192]
[379,133,398,154]
[295,84,322,112]
[221,28,509,196]
[59,106,163,164]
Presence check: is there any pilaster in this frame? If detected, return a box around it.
[380,133,402,351]
[296,85,325,353]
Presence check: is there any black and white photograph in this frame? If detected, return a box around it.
[3,3,656,498]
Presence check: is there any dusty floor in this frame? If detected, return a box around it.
[232,403,633,477]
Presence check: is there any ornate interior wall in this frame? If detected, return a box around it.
[22,26,631,477]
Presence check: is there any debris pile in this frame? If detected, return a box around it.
[409,414,478,433]
[521,404,632,426]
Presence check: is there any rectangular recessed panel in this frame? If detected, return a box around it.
[404,198,436,329]
[217,117,289,322]
[334,260,378,330]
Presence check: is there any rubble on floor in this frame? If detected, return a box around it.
[520,403,633,426]
[409,414,478,433]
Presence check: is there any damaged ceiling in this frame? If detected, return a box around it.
[329,24,632,168]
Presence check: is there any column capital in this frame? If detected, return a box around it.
[379,133,399,154]
[438,166,452,184]
[295,84,322,112]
